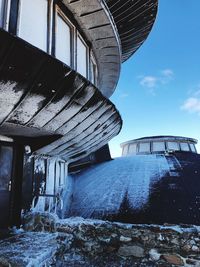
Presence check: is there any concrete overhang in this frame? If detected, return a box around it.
[0,29,122,162]
[104,0,158,62]
[62,0,121,98]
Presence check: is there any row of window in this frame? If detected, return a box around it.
[0,0,98,84]
[122,141,197,156]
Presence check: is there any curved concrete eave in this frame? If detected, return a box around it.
[104,0,158,62]
[0,29,122,161]
[62,0,121,98]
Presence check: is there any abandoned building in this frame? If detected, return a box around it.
[0,0,158,228]
[69,136,200,225]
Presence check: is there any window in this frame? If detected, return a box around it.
[90,56,97,85]
[0,0,4,27]
[59,162,65,186]
[55,12,72,66]
[139,142,150,153]
[167,142,179,151]
[129,143,137,154]
[180,142,190,152]
[55,161,60,191]
[34,158,46,195]
[152,141,165,152]
[46,160,55,195]
[190,143,196,153]
[0,145,13,191]
[18,0,48,51]
[122,145,129,156]
[77,35,87,78]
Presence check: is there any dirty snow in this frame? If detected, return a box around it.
[69,155,170,217]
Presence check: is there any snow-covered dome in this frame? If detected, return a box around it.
[121,136,198,156]
[68,138,200,225]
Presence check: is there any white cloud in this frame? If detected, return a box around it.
[160,69,174,84]
[119,93,129,98]
[181,97,200,115]
[161,69,174,78]
[139,68,174,92]
[140,76,158,88]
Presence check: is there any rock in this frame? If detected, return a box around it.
[0,257,11,267]
[23,212,58,232]
[119,236,132,242]
[171,238,179,245]
[141,235,149,242]
[158,234,165,241]
[182,244,191,252]
[191,245,199,252]
[149,249,160,261]
[186,258,197,265]
[190,240,196,245]
[98,236,111,243]
[118,245,145,258]
[162,254,184,266]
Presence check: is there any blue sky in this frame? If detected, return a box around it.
[109,0,200,157]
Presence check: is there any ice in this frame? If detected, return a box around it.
[69,155,170,217]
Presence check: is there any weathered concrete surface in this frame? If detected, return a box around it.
[0,29,122,162]
[62,0,121,97]
[1,213,200,266]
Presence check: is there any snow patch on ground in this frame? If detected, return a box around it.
[0,232,58,267]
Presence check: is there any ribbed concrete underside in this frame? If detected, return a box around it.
[105,0,158,62]
[63,0,121,97]
[0,29,122,161]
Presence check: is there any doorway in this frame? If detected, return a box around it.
[0,143,13,227]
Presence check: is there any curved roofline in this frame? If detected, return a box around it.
[121,135,198,147]
[0,29,122,162]
[63,0,121,98]
[104,0,158,62]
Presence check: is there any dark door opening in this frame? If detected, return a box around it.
[0,141,24,229]
[0,144,13,228]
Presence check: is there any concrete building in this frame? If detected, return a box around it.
[68,136,200,225]
[0,0,158,228]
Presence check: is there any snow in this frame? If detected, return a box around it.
[0,232,58,267]
[69,155,170,217]
[149,249,161,261]
[54,215,200,234]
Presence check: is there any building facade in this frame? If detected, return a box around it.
[0,0,158,227]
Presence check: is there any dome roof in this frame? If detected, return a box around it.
[69,153,200,225]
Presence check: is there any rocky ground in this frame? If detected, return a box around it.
[0,213,200,266]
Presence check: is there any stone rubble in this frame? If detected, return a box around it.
[0,212,200,266]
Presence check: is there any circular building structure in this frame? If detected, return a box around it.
[121,136,198,156]
[69,136,200,225]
